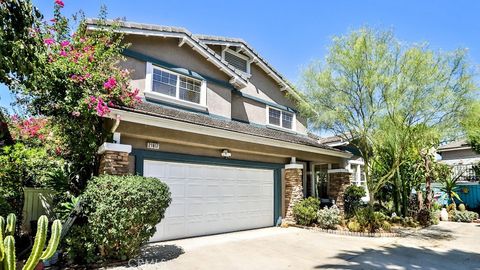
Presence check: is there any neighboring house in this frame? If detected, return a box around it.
[87,20,353,242]
[438,139,480,182]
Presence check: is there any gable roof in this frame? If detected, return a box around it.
[85,19,248,88]
[85,19,304,103]
[195,34,300,99]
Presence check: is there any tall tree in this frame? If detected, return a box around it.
[299,28,476,203]
[462,100,480,153]
[0,0,44,87]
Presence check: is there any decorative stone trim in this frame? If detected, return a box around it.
[283,167,303,224]
[291,224,400,238]
[97,143,133,176]
[327,171,352,212]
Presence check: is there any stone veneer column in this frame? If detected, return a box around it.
[327,170,352,213]
[97,142,132,176]
[283,163,304,224]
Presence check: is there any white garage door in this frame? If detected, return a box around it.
[144,160,274,242]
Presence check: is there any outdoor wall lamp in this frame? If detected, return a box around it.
[221,149,232,159]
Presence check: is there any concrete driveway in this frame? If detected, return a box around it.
[111,222,480,270]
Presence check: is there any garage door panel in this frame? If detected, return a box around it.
[144,160,274,242]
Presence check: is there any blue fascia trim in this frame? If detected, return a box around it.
[232,89,297,113]
[142,99,232,121]
[132,149,283,223]
[122,49,233,89]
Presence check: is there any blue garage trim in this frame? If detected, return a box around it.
[132,149,283,224]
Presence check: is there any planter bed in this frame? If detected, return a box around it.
[291,224,401,237]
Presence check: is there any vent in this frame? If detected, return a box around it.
[225,51,248,73]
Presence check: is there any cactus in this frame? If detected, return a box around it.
[0,216,5,262]
[0,214,62,270]
[22,216,48,270]
[3,236,15,270]
[5,214,15,236]
[40,220,62,261]
[458,203,466,212]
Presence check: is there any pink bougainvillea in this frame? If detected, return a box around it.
[54,0,64,8]
[103,77,117,90]
[44,38,55,45]
[9,116,49,141]
[60,40,70,47]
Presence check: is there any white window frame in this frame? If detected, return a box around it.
[222,48,251,74]
[145,62,207,109]
[266,106,296,131]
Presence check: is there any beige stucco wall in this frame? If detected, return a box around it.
[121,35,307,133]
[121,35,233,118]
[205,44,307,134]
[116,121,342,164]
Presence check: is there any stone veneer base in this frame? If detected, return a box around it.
[291,224,400,238]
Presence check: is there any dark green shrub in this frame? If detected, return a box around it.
[67,175,171,262]
[293,197,320,226]
[417,208,436,227]
[355,206,386,233]
[344,185,366,217]
[317,206,341,229]
[64,224,98,264]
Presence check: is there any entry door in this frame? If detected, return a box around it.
[144,160,274,242]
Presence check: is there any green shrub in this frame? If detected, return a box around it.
[67,175,171,262]
[293,197,320,226]
[402,217,418,227]
[381,220,392,232]
[417,208,436,227]
[451,210,479,223]
[317,206,341,229]
[347,219,362,232]
[64,224,98,264]
[344,185,366,217]
[458,203,466,212]
[389,215,403,224]
[355,206,386,233]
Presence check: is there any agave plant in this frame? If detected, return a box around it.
[440,172,463,206]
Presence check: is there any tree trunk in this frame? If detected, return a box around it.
[393,168,401,215]
[424,155,432,210]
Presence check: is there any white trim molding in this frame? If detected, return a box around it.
[107,109,352,158]
[145,62,208,111]
[97,142,132,155]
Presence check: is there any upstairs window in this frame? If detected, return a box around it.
[146,63,206,107]
[223,49,250,74]
[268,107,295,130]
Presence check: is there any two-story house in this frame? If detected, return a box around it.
[88,20,352,242]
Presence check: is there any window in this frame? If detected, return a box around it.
[268,107,295,130]
[146,63,206,107]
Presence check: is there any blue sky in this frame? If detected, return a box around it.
[1,0,479,112]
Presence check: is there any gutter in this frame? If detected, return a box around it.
[106,108,352,159]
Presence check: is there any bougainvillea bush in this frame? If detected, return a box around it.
[0,115,68,217]
[11,1,141,188]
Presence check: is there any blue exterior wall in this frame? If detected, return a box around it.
[433,183,480,209]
